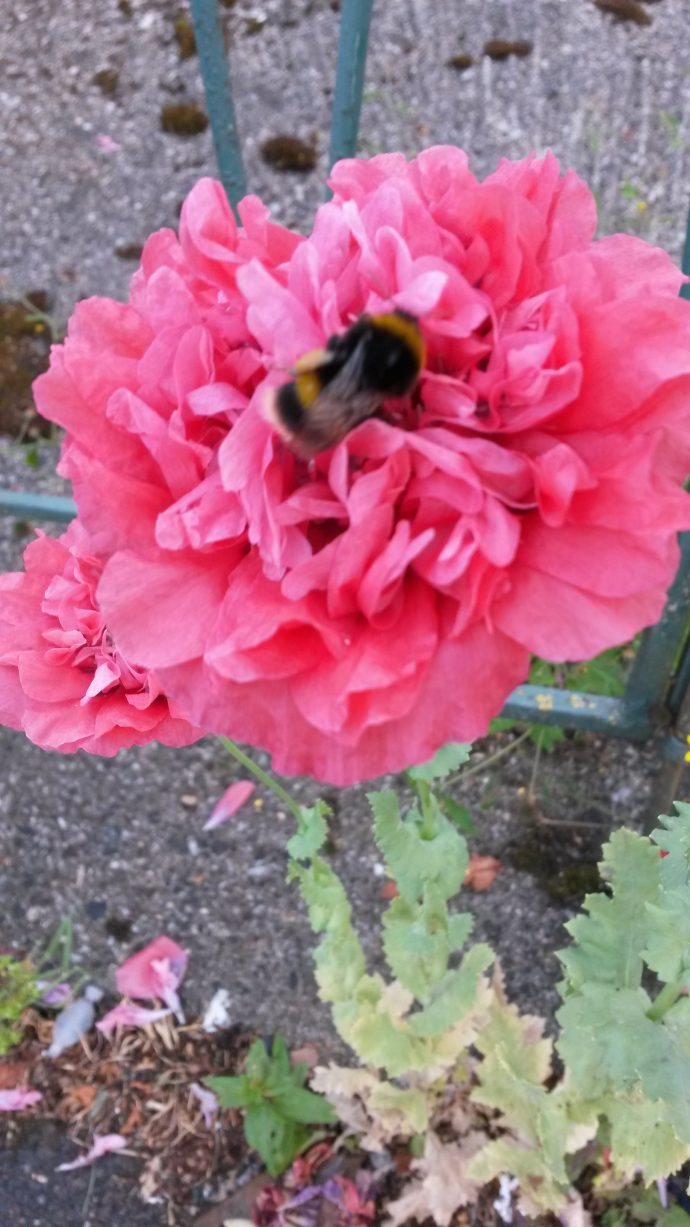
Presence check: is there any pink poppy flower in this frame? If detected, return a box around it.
[0,522,198,755]
[115,936,188,1020]
[30,152,690,784]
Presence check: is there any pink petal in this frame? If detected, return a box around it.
[190,1082,218,1128]
[203,780,256,830]
[0,1089,43,1111]
[96,1002,172,1037]
[56,1134,129,1172]
[115,936,188,1003]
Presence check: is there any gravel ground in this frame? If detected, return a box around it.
[2,0,690,1221]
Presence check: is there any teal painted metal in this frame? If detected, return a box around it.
[0,491,76,523]
[328,0,374,171]
[501,686,638,738]
[618,530,690,723]
[189,0,246,212]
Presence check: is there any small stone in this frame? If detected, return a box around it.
[173,15,196,59]
[260,134,317,172]
[114,242,144,261]
[180,793,199,808]
[92,68,119,97]
[594,0,652,22]
[160,102,208,136]
[447,53,474,71]
[483,39,533,59]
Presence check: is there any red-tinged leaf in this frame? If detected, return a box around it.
[380,880,399,901]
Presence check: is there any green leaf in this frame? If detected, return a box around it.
[286,801,330,861]
[438,794,477,835]
[531,724,566,751]
[565,648,627,698]
[406,743,471,782]
[652,803,690,890]
[644,890,690,988]
[270,1085,335,1125]
[244,1101,308,1176]
[408,944,493,1038]
[369,789,468,902]
[558,829,661,993]
[205,1074,254,1109]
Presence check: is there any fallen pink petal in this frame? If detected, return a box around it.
[95,134,122,153]
[0,1088,43,1112]
[115,936,188,1004]
[95,1001,172,1036]
[37,982,72,1007]
[203,780,256,830]
[56,1133,129,1172]
[190,1082,219,1129]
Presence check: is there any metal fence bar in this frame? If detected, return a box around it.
[500,686,646,739]
[189,0,246,212]
[328,0,374,172]
[0,491,77,523]
[619,531,690,725]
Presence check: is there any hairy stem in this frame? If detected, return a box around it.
[451,727,533,783]
[646,980,684,1022]
[219,736,303,822]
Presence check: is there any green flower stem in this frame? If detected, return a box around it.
[451,727,533,783]
[219,736,303,822]
[646,980,684,1022]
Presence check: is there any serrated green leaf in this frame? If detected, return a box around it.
[286,802,330,861]
[531,724,567,751]
[245,1036,272,1083]
[529,658,559,686]
[644,890,690,987]
[468,1136,568,1214]
[244,1101,308,1175]
[652,804,690,890]
[606,1098,690,1182]
[369,789,468,902]
[559,830,661,993]
[557,984,654,1098]
[205,1074,254,1109]
[407,743,471,781]
[270,1085,335,1125]
[408,944,493,1038]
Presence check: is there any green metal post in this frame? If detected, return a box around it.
[328,0,374,172]
[0,491,76,523]
[681,203,690,301]
[189,0,246,213]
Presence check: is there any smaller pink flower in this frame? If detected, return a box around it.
[203,780,255,830]
[96,1001,172,1037]
[0,1089,42,1112]
[56,1134,128,1172]
[115,936,188,1022]
[0,523,199,756]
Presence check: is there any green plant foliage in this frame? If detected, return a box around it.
[0,955,38,1055]
[288,784,490,1079]
[557,804,690,1182]
[206,1034,334,1176]
[406,743,471,782]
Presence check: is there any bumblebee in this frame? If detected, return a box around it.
[267,310,425,455]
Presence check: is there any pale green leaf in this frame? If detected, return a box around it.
[406,743,471,781]
[204,1074,254,1109]
[652,803,690,890]
[644,890,690,988]
[367,1082,430,1135]
[558,830,661,993]
[605,1097,690,1182]
[369,789,468,901]
[286,801,330,861]
[408,944,493,1038]
[468,1137,569,1214]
